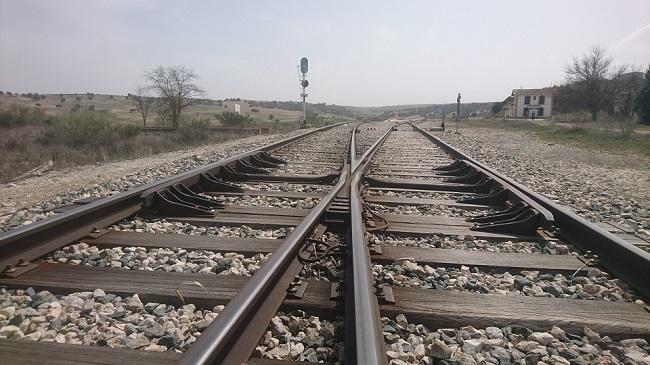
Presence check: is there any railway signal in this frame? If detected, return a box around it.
[456,92,461,133]
[299,57,309,128]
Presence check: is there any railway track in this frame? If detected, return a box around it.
[0,121,649,364]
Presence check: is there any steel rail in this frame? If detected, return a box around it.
[0,123,344,273]
[178,129,352,365]
[412,124,650,299]
[409,123,555,226]
[345,123,395,365]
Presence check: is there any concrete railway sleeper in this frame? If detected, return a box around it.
[0,121,648,364]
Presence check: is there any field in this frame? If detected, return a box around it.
[460,117,650,156]
[0,93,317,183]
[0,93,304,127]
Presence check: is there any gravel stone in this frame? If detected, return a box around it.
[216,195,319,209]
[255,310,343,363]
[368,233,574,255]
[366,203,492,218]
[373,261,644,303]
[0,287,223,351]
[381,315,650,364]
[46,243,270,276]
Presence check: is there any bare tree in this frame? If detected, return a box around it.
[564,46,628,120]
[144,66,203,128]
[131,86,155,127]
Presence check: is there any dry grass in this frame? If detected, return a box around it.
[0,106,287,183]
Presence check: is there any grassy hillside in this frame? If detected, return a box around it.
[0,93,304,127]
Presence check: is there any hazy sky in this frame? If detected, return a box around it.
[1,0,649,106]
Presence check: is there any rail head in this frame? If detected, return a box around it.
[347,123,395,365]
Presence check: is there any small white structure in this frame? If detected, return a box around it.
[234,103,241,115]
[504,88,555,119]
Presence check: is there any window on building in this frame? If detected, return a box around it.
[524,96,531,104]
[538,107,544,116]
[539,95,545,104]
[533,96,537,101]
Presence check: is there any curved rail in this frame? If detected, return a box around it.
[179,127,352,365]
[411,123,650,299]
[345,122,395,364]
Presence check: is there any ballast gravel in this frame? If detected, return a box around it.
[255,310,343,363]
[381,315,650,365]
[238,183,331,194]
[365,189,474,202]
[373,261,644,303]
[0,287,222,352]
[216,195,319,209]
[366,203,489,218]
[368,233,574,255]
[46,243,270,276]
[112,219,292,239]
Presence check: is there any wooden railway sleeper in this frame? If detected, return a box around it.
[458,186,508,206]
[170,184,223,209]
[471,208,542,236]
[151,186,217,217]
[250,152,283,168]
[437,164,472,176]
[219,164,339,184]
[433,159,464,171]
[443,170,482,184]
[363,202,389,232]
[286,278,308,299]
[0,259,39,278]
[258,151,286,165]
[468,201,528,222]
[198,172,244,193]
[235,159,269,174]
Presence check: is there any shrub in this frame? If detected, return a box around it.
[35,103,41,107]
[44,110,116,147]
[114,123,141,139]
[75,96,82,101]
[71,104,82,112]
[88,105,95,111]
[268,114,274,120]
[60,98,66,103]
[0,104,46,126]
[178,116,211,142]
[55,104,62,108]
[215,111,251,126]
[251,108,259,113]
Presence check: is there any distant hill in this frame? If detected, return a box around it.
[248,100,497,118]
[0,91,498,123]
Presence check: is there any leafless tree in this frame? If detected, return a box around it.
[144,66,203,128]
[565,46,628,121]
[131,86,155,127]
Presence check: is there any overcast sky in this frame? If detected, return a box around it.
[1,0,649,106]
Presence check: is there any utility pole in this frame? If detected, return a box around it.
[456,92,461,133]
[299,57,309,128]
